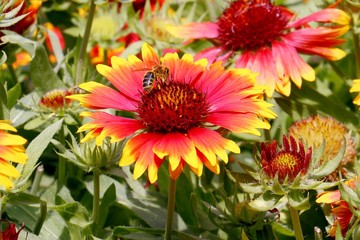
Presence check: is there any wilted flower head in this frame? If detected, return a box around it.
[0,121,27,189]
[288,115,356,181]
[261,134,312,183]
[166,0,350,96]
[68,43,276,183]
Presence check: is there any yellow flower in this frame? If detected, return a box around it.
[288,115,356,181]
[0,121,27,189]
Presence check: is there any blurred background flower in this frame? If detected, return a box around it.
[166,0,350,97]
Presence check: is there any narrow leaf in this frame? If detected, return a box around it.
[18,119,63,183]
[30,45,66,93]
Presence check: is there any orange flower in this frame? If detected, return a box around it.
[166,0,349,96]
[260,134,312,183]
[69,43,276,183]
[89,33,140,66]
[316,179,359,237]
[0,121,27,189]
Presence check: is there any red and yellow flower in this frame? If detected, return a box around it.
[166,0,350,97]
[316,178,360,237]
[69,43,276,183]
[0,121,28,189]
[260,134,312,183]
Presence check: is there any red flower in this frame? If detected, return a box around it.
[260,135,312,183]
[166,0,349,96]
[3,0,41,35]
[0,220,24,240]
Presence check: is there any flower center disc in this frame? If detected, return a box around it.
[138,81,209,133]
[217,0,289,51]
[273,152,297,171]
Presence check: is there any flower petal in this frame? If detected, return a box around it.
[206,112,270,135]
[78,112,143,145]
[0,132,27,145]
[188,127,239,165]
[316,190,341,203]
[141,42,161,66]
[0,145,28,164]
[287,9,350,28]
[236,48,278,97]
[153,132,197,171]
[165,22,219,39]
[97,57,143,101]
[0,160,20,178]
[69,81,138,111]
[120,133,164,183]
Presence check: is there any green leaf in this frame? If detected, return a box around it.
[287,190,310,210]
[271,176,286,195]
[248,191,283,211]
[52,201,91,228]
[98,184,116,229]
[5,203,70,239]
[6,82,21,109]
[0,83,8,119]
[24,116,49,130]
[113,226,164,236]
[1,30,38,56]
[10,92,39,127]
[335,223,344,240]
[0,50,7,65]
[30,44,66,94]
[290,82,359,126]
[16,119,63,187]
[311,139,345,179]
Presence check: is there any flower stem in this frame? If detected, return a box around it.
[58,126,66,188]
[75,0,95,85]
[31,165,44,195]
[165,178,176,240]
[352,19,360,78]
[92,168,100,236]
[288,204,303,240]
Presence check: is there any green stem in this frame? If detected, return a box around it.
[352,28,360,78]
[75,0,96,85]
[92,168,100,237]
[30,165,44,195]
[7,64,17,87]
[58,126,66,188]
[288,204,303,240]
[345,216,360,240]
[165,178,177,240]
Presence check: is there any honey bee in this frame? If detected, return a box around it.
[142,64,170,94]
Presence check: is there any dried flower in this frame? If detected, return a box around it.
[288,115,357,181]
